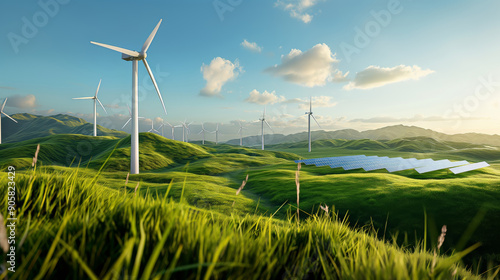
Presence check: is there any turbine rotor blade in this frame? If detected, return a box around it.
[96,98,108,114]
[73,97,94,100]
[91,41,140,57]
[143,59,167,116]
[1,98,7,112]
[311,114,321,129]
[264,120,272,130]
[127,104,132,116]
[95,79,102,97]
[2,112,18,123]
[122,118,131,129]
[141,19,162,54]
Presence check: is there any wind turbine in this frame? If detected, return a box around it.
[211,123,220,144]
[305,97,321,152]
[198,123,209,145]
[147,119,160,134]
[91,19,167,174]
[180,121,192,142]
[122,104,145,130]
[162,121,176,140]
[237,122,246,146]
[72,79,108,137]
[259,107,272,150]
[0,98,18,145]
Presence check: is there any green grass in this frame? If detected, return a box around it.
[0,167,492,279]
[2,133,500,278]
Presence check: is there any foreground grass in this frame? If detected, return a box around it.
[1,168,495,279]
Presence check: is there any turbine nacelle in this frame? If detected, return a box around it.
[122,52,147,61]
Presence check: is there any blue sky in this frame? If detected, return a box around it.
[2,0,500,140]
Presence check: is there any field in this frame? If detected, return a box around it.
[1,133,500,279]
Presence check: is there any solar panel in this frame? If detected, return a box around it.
[449,161,490,174]
[296,156,485,175]
[415,160,469,174]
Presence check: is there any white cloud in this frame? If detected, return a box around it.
[245,89,285,105]
[200,57,243,97]
[5,94,38,109]
[275,0,322,23]
[349,114,486,123]
[241,39,262,53]
[265,44,347,87]
[344,65,434,90]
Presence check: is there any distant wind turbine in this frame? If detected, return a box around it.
[305,97,321,152]
[198,123,209,145]
[0,98,18,144]
[211,123,220,144]
[238,122,246,146]
[72,79,108,137]
[147,119,160,134]
[162,121,176,140]
[91,19,167,174]
[180,121,192,142]
[259,107,272,150]
[122,104,145,130]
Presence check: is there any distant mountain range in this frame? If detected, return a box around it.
[1,113,127,143]
[226,125,500,147]
[2,114,500,147]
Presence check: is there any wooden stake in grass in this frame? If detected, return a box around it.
[32,144,40,167]
[0,213,9,253]
[232,174,249,207]
[296,163,301,223]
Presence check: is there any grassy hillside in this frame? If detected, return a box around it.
[1,134,500,277]
[0,168,489,279]
[1,113,127,143]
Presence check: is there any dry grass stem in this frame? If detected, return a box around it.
[431,225,447,274]
[233,174,249,207]
[320,204,329,215]
[32,144,40,167]
[0,213,9,253]
[296,163,301,222]
[125,172,130,186]
[134,182,140,197]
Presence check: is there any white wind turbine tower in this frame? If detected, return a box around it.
[305,97,321,152]
[147,119,160,134]
[237,121,246,146]
[198,123,209,145]
[180,121,192,142]
[259,107,272,150]
[162,121,176,140]
[211,123,221,144]
[72,79,108,137]
[0,98,18,145]
[91,19,167,174]
[122,104,144,130]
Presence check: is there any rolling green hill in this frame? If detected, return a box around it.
[227,124,500,147]
[1,113,128,143]
[2,133,500,276]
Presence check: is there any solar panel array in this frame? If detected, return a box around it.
[295,155,489,174]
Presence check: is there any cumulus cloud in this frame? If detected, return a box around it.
[200,57,243,97]
[265,43,347,87]
[344,65,434,90]
[241,39,262,53]
[275,0,322,23]
[245,89,285,105]
[5,94,38,108]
